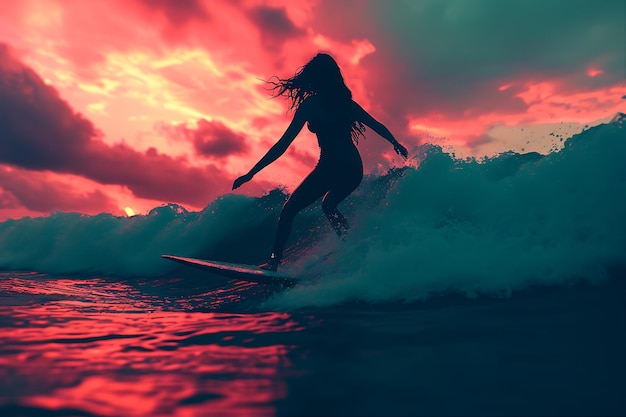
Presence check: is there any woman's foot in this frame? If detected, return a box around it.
[259,253,280,271]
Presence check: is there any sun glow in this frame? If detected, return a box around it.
[124,207,136,217]
[409,122,450,136]
[586,68,604,78]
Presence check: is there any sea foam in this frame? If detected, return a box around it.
[272,116,626,307]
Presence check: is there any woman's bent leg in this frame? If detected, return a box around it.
[321,173,362,237]
[264,170,328,268]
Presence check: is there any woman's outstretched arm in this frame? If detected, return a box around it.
[352,101,408,159]
[233,103,308,190]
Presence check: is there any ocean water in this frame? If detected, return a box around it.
[0,116,625,416]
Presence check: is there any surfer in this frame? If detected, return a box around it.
[233,53,408,271]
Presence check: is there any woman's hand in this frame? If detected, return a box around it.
[232,173,253,190]
[393,142,409,160]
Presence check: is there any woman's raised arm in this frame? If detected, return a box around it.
[233,102,309,190]
[352,101,408,159]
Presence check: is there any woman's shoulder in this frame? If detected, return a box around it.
[349,99,362,109]
[298,95,318,112]
[303,94,321,106]
[300,95,359,117]
[348,99,366,117]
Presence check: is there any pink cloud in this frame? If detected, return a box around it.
[0,166,118,215]
[162,119,250,158]
[246,5,306,52]
[0,44,231,208]
[135,0,210,25]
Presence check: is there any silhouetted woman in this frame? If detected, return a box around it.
[233,53,408,271]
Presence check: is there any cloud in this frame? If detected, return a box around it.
[192,120,249,158]
[0,166,118,214]
[0,44,96,171]
[137,0,210,25]
[366,0,625,114]
[163,119,250,158]
[78,142,230,206]
[247,5,306,51]
[0,44,230,208]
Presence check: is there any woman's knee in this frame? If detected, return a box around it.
[281,196,306,220]
[280,200,297,220]
[321,184,355,214]
[320,198,336,216]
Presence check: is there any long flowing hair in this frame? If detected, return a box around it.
[266,53,366,143]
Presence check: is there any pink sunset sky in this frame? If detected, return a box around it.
[0,0,624,220]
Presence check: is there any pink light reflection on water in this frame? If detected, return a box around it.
[0,275,302,417]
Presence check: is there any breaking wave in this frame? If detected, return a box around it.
[1,115,624,307]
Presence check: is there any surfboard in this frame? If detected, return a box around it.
[161,255,299,285]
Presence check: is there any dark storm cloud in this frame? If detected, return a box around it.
[0,45,97,170]
[75,141,228,206]
[159,119,250,159]
[394,0,624,77]
[247,5,305,51]
[0,44,229,207]
[0,166,118,214]
[137,0,210,24]
[190,119,249,158]
[367,0,625,114]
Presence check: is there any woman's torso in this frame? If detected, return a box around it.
[305,96,362,169]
